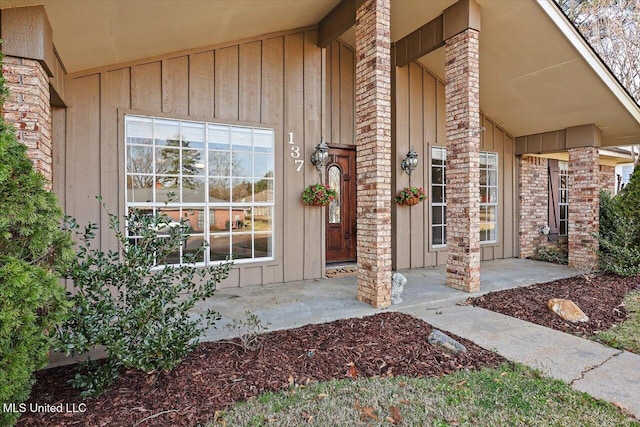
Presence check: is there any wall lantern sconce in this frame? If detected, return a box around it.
[401,148,419,177]
[310,139,330,171]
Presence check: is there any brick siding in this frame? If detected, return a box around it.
[568,147,599,270]
[354,0,392,307]
[2,56,52,189]
[444,29,481,292]
[599,165,616,195]
[518,155,548,259]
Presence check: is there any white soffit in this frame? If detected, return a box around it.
[0,0,340,73]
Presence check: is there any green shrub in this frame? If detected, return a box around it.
[55,204,232,397]
[0,56,72,426]
[535,244,568,265]
[597,190,640,276]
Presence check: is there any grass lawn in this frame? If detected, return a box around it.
[215,363,638,426]
[594,289,640,353]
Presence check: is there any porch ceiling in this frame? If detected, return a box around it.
[1,0,638,148]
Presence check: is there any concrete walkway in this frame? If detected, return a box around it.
[199,258,640,419]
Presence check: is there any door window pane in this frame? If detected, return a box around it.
[328,166,341,224]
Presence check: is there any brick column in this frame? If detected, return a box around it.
[2,56,53,188]
[568,147,599,270]
[354,0,392,308]
[599,165,616,194]
[518,155,548,258]
[444,29,480,292]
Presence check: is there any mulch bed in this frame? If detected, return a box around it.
[18,312,504,427]
[468,272,640,337]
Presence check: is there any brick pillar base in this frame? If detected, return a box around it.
[568,147,599,270]
[444,29,480,293]
[355,0,392,308]
[2,56,52,189]
[518,155,548,258]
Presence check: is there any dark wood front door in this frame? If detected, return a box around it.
[325,148,356,263]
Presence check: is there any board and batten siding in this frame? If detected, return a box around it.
[56,29,325,288]
[325,40,355,146]
[393,61,517,270]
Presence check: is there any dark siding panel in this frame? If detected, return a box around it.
[239,41,262,123]
[339,43,354,145]
[215,46,239,121]
[394,65,411,270]
[409,62,425,268]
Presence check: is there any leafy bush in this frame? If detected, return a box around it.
[535,244,568,265]
[0,58,72,426]
[597,190,640,276]
[55,205,232,397]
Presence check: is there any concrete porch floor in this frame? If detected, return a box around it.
[198,258,578,342]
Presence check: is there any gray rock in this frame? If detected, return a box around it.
[428,329,467,354]
[391,272,407,305]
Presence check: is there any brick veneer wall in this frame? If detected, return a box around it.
[518,155,548,259]
[2,56,52,189]
[354,0,392,308]
[599,165,616,194]
[568,147,599,270]
[444,29,481,293]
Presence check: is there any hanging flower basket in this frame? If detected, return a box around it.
[394,186,426,206]
[301,183,337,206]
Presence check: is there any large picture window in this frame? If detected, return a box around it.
[430,148,499,246]
[125,115,275,265]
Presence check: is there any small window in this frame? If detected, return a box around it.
[480,152,499,243]
[328,166,341,224]
[431,147,447,247]
[558,161,569,237]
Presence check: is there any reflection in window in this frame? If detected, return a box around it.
[480,152,499,243]
[558,161,569,236]
[431,147,447,246]
[328,166,341,224]
[125,115,275,265]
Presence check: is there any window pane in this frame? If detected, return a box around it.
[253,179,273,203]
[328,166,341,224]
[254,154,274,178]
[127,175,153,203]
[155,119,180,146]
[127,146,154,174]
[208,125,230,150]
[254,233,272,258]
[232,233,253,259]
[209,151,230,176]
[181,122,205,149]
[253,206,272,232]
[432,227,444,246]
[432,186,443,203]
[432,205,444,226]
[210,208,231,232]
[126,116,153,144]
[156,147,180,175]
[432,166,444,184]
[209,178,231,202]
[488,169,498,186]
[183,234,205,263]
[232,152,252,177]
[156,208,182,236]
[254,129,274,153]
[232,178,252,202]
[230,207,251,232]
[210,234,230,261]
[231,128,252,151]
[182,149,205,175]
[155,178,179,204]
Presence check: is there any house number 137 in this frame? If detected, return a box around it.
[288,132,304,172]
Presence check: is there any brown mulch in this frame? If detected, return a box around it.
[469,272,640,337]
[18,312,504,427]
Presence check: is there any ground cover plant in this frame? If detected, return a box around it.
[220,364,638,427]
[0,56,73,426]
[594,289,640,353]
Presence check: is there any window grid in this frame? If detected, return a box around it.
[125,115,275,266]
[431,147,447,247]
[480,152,499,243]
[559,161,569,237]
